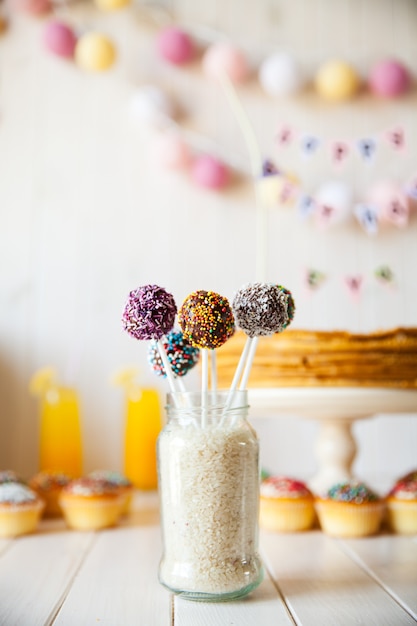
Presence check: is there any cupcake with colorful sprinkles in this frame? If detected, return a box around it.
[0,483,44,538]
[88,470,134,515]
[59,477,125,530]
[386,469,417,534]
[259,476,315,532]
[315,481,385,537]
[29,471,71,517]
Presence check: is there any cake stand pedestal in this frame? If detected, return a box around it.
[248,387,417,495]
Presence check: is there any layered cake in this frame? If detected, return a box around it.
[216,327,417,389]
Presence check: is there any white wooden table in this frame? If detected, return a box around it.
[0,492,416,626]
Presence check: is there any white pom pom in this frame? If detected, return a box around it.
[129,85,174,128]
[258,52,303,96]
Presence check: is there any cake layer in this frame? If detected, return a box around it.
[216,328,417,388]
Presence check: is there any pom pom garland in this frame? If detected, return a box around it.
[258,52,303,96]
[315,60,360,101]
[75,33,116,72]
[202,43,250,83]
[43,21,77,58]
[156,27,195,65]
[369,59,410,98]
[122,285,177,341]
[191,155,230,190]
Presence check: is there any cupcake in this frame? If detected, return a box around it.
[29,471,71,517]
[386,470,417,534]
[88,470,134,515]
[59,477,124,531]
[259,476,316,532]
[0,483,44,538]
[0,470,25,485]
[315,482,384,537]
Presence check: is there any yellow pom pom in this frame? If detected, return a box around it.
[75,33,116,72]
[315,60,360,101]
[94,0,130,10]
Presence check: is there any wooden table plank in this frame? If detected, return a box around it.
[260,530,417,626]
[0,525,94,626]
[173,572,295,626]
[339,534,417,620]
[53,524,170,626]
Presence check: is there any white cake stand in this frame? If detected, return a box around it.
[248,387,417,495]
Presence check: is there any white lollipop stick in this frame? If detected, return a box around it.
[157,339,180,404]
[210,349,218,391]
[239,336,259,390]
[201,349,209,428]
[224,336,252,411]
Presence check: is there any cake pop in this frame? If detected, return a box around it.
[232,283,291,338]
[148,331,200,378]
[278,285,296,329]
[122,285,177,341]
[178,290,235,349]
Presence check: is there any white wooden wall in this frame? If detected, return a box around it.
[0,0,416,485]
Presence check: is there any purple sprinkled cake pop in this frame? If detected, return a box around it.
[122,285,177,341]
[148,331,200,378]
[232,282,291,338]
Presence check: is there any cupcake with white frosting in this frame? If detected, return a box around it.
[0,483,44,537]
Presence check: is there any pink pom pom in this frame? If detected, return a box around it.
[369,59,410,98]
[156,27,195,65]
[12,0,51,15]
[152,134,191,169]
[191,155,230,190]
[43,21,77,58]
[202,43,250,83]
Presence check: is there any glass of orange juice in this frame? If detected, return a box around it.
[114,368,162,490]
[30,368,83,477]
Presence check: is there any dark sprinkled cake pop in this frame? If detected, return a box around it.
[122,285,177,341]
[148,331,200,378]
[178,290,235,349]
[232,283,291,338]
[277,285,295,329]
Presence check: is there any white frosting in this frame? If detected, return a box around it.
[0,483,37,504]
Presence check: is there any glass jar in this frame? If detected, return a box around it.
[157,390,263,601]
